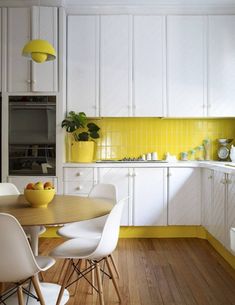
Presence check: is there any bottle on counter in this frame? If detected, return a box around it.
[189,149,196,161]
[203,138,211,161]
[196,146,204,161]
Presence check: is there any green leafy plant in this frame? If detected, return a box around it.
[61,111,100,141]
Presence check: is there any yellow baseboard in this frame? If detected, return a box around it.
[41,225,207,239]
[41,225,235,269]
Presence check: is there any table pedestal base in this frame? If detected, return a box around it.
[3,283,69,305]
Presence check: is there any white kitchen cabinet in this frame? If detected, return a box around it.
[7,176,58,194]
[67,15,99,116]
[210,170,226,245]
[7,6,57,93]
[63,167,97,196]
[208,16,235,117]
[201,168,213,233]
[100,15,131,117]
[98,167,167,226]
[132,168,167,226]
[168,168,201,225]
[98,168,130,225]
[133,16,165,117]
[167,16,206,117]
[227,173,235,251]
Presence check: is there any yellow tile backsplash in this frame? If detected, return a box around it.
[72,118,235,161]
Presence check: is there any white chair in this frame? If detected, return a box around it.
[0,213,55,305]
[50,197,127,305]
[57,183,117,239]
[57,183,120,277]
[0,183,46,255]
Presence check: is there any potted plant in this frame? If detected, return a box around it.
[61,111,100,162]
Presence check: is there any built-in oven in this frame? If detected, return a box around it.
[9,96,56,176]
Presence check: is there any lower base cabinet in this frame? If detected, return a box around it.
[168,168,201,225]
[98,167,167,226]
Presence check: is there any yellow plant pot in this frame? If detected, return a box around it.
[71,141,95,163]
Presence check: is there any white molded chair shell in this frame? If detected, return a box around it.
[0,182,20,195]
[88,183,117,201]
[0,213,55,283]
[57,183,117,239]
[0,182,46,246]
[51,198,126,260]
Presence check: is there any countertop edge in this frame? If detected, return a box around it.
[63,161,235,173]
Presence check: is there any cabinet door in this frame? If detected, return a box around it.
[32,6,58,92]
[201,168,213,233]
[7,7,31,92]
[133,16,165,117]
[133,168,167,226]
[211,171,226,245]
[98,168,130,225]
[227,173,235,251]
[67,15,98,116]
[167,16,206,117]
[100,15,131,117]
[168,168,201,225]
[208,16,235,116]
[8,176,58,194]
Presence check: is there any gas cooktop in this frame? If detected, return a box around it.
[96,159,168,163]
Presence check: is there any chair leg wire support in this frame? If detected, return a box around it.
[56,257,122,305]
[0,278,39,304]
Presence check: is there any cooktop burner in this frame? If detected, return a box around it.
[96,159,168,163]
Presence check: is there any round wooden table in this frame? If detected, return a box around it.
[0,194,113,255]
[0,194,113,226]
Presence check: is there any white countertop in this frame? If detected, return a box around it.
[63,160,235,174]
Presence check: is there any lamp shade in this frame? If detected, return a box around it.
[22,39,56,63]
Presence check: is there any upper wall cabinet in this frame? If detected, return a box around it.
[208,16,235,117]
[100,15,131,116]
[167,16,206,117]
[67,15,131,117]
[7,7,58,93]
[133,16,165,117]
[67,15,98,117]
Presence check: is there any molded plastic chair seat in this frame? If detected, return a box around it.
[57,184,117,239]
[50,198,127,305]
[0,183,46,254]
[0,213,55,304]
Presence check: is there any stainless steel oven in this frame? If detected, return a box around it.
[9,96,56,176]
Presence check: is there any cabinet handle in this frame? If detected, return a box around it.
[220,179,226,184]
[76,186,83,190]
[27,80,31,84]
[76,172,83,176]
[167,173,172,177]
[208,175,213,179]
[31,79,36,84]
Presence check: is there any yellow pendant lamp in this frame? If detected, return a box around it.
[22,39,56,63]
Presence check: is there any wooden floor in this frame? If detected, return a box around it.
[39,238,235,305]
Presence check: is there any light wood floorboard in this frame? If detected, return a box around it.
[39,238,235,305]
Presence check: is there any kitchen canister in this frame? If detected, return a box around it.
[151,152,158,161]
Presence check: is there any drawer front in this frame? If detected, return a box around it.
[63,167,94,181]
[64,181,94,195]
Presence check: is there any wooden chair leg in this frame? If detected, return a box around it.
[17,285,24,305]
[105,257,122,303]
[109,254,120,278]
[57,259,67,284]
[31,276,46,305]
[95,262,105,305]
[56,259,74,305]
